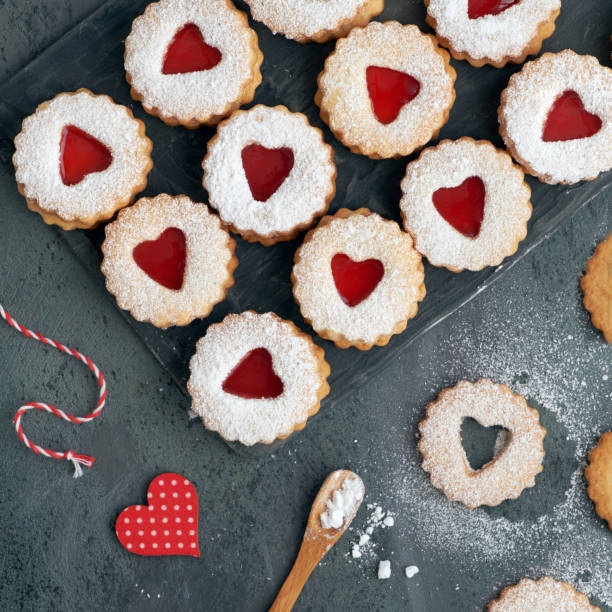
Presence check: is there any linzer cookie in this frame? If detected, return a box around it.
[488,577,601,612]
[581,233,612,343]
[425,0,561,68]
[585,431,612,530]
[292,208,425,350]
[244,0,384,43]
[101,194,237,329]
[202,105,336,245]
[12,89,152,230]
[315,21,456,159]
[499,50,612,184]
[400,138,532,272]
[418,380,546,508]
[124,0,263,128]
[187,311,330,445]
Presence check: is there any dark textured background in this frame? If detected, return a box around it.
[0,1,610,611]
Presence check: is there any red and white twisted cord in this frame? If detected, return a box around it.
[0,304,106,477]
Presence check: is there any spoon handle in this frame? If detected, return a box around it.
[269,535,327,612]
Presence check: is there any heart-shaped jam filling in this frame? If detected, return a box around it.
[59,125,112,186]
[432,176,485,238]
[366,66,421,125]
[162,23,222,75]
[468,0,520,19]
[241,144,295,202]
[331,253,385,307]
[132,227,186,291]
[542,90,602,142]
[222,348,284,399]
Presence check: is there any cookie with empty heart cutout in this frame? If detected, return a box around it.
[124,0,263,128]
[488,577,601,612]
[101,194,237,329]
[202,105,336,245]
[12,89,153,230]
[187,311,330,445]
[292,208,426,350]
[244,0,384,43]
[418,379,546,508]
[315,21,456,159]
[499,50,612,184]
[399,138,532,273]
[585,431,612,530]
[425,0,560,68]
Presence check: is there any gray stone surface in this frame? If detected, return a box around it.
[0,2,610,611]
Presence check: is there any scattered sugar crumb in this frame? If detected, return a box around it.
[378,560,391,580]
[405,565,419,578]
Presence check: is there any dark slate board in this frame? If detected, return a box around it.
[0,0,610,458]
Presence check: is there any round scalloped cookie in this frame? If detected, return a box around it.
[244,0,384,43]
[124,0,263,128]
[292,208,425,350]
[499,50,612,184]
[13,89,152,230]
[425,0,561,68]
[316,21,456,159]
[187,311,330,445]
[418,379,546,508]
[202,105,336,245]
[581,233,612,343]
[400,138,532,272]
[488,577,601,611]
[101,194,237,329]
[585,431,612,529]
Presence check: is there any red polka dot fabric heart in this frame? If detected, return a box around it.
[116,473,199,557]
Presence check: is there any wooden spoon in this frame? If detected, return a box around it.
[269,469,365,612]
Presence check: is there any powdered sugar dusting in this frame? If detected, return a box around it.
[203,106,335,237]
[400,139,532,271]
[188,312,329,445]
[499,51,612,184]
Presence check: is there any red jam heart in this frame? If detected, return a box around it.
[241,144,295,202]
[162,23,222,75]
[222,348,284,399]
[115,473,200,557]
[432,176,486,239]
[366,66,421,125]
[132,228,186,291]
[468,0,521,19]
[331,253,385,307]
[59,125,112,186]
[542,90,602,142]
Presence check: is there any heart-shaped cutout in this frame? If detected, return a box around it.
[461,418,510,471]
[468,0,520,19]
[432,176,486,238]
[542,90,602,142]
[222,348,284,399]
[59,125,112,186]
[366,66,421,125]
[162,23,222,75]
[241,144,295,202]
[132,227,186,291]
[116,473,200,557]
[331,253,385,307]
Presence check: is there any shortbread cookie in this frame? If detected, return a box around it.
[499,50,612,184]
[418,379,546,508]
[244,0,384,43]
[202,105,336,245]
[425,0,560,68]
[125,0,263,128]
[315,21,456,159]
[187,311,330,445]
[581,233,612,343]
[12,89,152,230]
[400,138,532,272]
[101,194,237,328]
[585,431,612,529]
[292,208,425,350]
[489,577,601,611]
